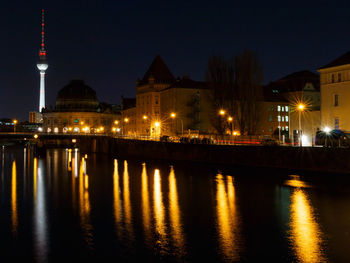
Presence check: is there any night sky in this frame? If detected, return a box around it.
[1,0,350,120]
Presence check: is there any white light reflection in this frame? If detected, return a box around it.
[34,159,48,263]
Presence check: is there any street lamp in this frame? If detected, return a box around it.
[170,112,183,136]
[13,119,18,133]
[219,109,226,116]
[297,103,305,147]
[114,120,119,125]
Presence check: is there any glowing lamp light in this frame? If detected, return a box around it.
[143,115,148,120]
[170,112,176,118]
[68,127,72,131]
[33,134,38,139]
[154,122,160,127]
[298,104,305,111]
[80,121,84,125]
[124,118,129,123]
[228,116,233,122]
[72,139,77,143]
[116,128,121,132]
[114,120,119,125]
[112,127,116,132]
[38,127,43,132]
[219,109,226,116]
[324,127,331,134]
[13,120,18,125]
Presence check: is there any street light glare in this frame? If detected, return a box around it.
[143,115,148,120]
[219,110,226,115]
[298,104,305,110]
[324,127,331,133]
[124,118,129,123]
[170,112,176,118]
[154,122,160,127]
[228,116,233,122]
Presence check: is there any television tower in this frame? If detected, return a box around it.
[37,9,48,112]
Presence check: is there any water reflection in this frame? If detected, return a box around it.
[11,161,17,235]
[141,163,151,238]
[216,174,240,261]
[34,158,48,263]
[113,159,121,233]
[123,161,133,235]
[153,169,167,250]
[288,177,326,263]
[168,166,184,251]
[78,157,93,247]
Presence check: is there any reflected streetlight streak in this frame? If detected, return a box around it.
[113,160,122,234]
[290,187,325,263]
[11,161,17,235]
[141,163,151,237]
[79,157,93,247]
[34,159,49,263]
[123,161,133,234]
[153,169,167,245]
[216,174,240,261]
[168,166,184,250]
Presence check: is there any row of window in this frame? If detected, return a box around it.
[331,73,342,83]
[277,105,289,112]
[269,126,289,132]
[269,115,289,122]
[45,118,111,126]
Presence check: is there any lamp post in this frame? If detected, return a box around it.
[13,120,18,133]
[170,112,183,137]
[123,117,129,136]
[297,103,305,147]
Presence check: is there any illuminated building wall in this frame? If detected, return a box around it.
[319,51,350,132]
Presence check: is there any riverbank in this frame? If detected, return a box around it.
[76,138,349,174]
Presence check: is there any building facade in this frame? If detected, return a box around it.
[264,71,320,144]
[42,80,120,134]
[319,51,350,132]
[123,55,214,137]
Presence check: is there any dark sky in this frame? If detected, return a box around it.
[1,0,350,120]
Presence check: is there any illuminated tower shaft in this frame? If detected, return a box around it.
[37,9,48,112]
[39,71,46,112]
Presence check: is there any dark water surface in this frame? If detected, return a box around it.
[1,146,350,262]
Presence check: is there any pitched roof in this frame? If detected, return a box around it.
[163,78,209,91]
[142,55,175,83]
[265,70,320,93]
[319,51,350,69]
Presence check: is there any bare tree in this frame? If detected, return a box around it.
[206,50,263,135]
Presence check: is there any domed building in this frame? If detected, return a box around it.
[42,80,120,134]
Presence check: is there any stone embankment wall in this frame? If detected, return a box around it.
[74,138,350,174]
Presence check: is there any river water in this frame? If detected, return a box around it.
[1,146,350,262]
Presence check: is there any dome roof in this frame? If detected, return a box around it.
[55,80,99,111]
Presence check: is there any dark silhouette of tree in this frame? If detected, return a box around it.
[206,50,263,135]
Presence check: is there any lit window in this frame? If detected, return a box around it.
[285,116,289,122]
[285,106,289,112]
[282,106,285,112]
[282,127,285,131]
[277,105,281,112]
[282,116,285,122]
[277,116,281,122]
[278,126,281,129]
[335,118,339,129]
[286,126,289,131]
